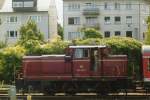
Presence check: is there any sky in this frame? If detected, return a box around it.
[55,0,63,25]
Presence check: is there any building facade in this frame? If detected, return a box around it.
[0,0,5,9]
[0,0,57,44]
[63,0,150,41]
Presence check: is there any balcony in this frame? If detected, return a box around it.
[83,23,100,30]
[12,0,37,11]
[83,7,100,16]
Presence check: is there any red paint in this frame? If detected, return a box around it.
[22,46,128,81]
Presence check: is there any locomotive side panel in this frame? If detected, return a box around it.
[41,56,72,80]
[23,57,42,80]
[23,55,72,80]
[102,55,128,78]
[73,59,90,77]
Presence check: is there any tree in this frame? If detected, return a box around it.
[58,24,64,39]
[145,16,150,44]
[0,46,26,83]
[81,28,103,39]
[18,20,44,45]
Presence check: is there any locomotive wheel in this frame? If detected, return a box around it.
[62,82,76,96]
[43,87,55,96]
[96,82,110,95]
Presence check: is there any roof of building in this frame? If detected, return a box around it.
[0,0,51,12]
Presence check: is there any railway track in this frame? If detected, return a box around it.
[0,95,150,100]
[1,93,150,100]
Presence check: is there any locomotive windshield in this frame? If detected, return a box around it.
[74,48,89,58]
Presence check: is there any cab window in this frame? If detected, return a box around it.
[74,48,89,58]
[147,58,150,71]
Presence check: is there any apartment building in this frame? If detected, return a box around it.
[63,0,150,41]
[0,0,57,44]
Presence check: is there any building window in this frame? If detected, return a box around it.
[68,3,80,11]
[126,16,132,24]
[7,30,18,38]
[24,1,34,7]
[104,17,111,24]
[126,3,132,10]
[68,17,80,25]
[115,31,121,36]
[86,17,98,25]
[85,2,96,8]
[7,16,17,23]
[104,2,110,10]
[126,31,132,37]
[104,31,110,37]
[29,16,41,23]
[12,2,23,7]
[115,16,121,24]
[68,32,81,40]
[114,3,120,10]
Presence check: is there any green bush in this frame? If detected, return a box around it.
[81,28,103,39]
[0,46,26,83]
[0,41,6,49]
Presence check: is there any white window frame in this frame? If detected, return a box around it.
[24,1,34,7]
[104,31,110,37]
[114,16,121,24]
[7,16,18,23]
[68,3,80,11]
[86,17,98,25]
[29,16,41,23]
[104,17,111,24]
[68,32,81,40]
[126,16,132,24]
[12,2,23,7]
[7,30,18,38]
[114,3,120,10]
[126,3,132,10]
[115,31,121,36]
[104,2,110,10]
[68,17,80,25]
[126,31,132,37]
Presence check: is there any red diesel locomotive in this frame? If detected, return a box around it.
[16,45,150,95]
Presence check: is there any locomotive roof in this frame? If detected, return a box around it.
[69,45,106,49]
[142,45,150,54]
[23,55,65,59]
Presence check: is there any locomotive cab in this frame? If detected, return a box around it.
[68,45,107,78]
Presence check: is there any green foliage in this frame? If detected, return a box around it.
[145,16,150,44]
[30,36,69,55]
[81,28,103,39]
[0,41,6,49]
[75,37,142,79]
[0,46,26,83]
[21,40,41,55]
[58,24,64,39]
[18,20,44,45]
